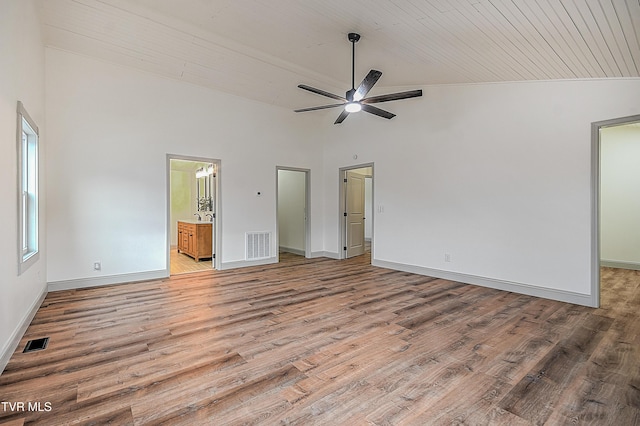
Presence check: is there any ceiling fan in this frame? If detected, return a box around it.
[294,33,422,124]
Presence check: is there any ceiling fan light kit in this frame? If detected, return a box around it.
[345,102,361,113]
[294,32,422,124]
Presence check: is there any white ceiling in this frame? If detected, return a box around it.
[37,0,640,110]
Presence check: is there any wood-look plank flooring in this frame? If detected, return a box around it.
[1,253,639,425]
[170,247,212,275]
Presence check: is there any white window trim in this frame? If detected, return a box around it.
[17,101,39,275]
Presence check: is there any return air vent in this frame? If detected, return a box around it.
[246,232,271,260]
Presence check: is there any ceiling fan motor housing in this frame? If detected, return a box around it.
[346,88,356,102]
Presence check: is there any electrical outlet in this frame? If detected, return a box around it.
[444,253,451,262]
[93,261,101,271]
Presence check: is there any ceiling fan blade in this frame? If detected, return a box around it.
[354,70,382,101]
[294,103,345,113]
[362,89,423,104]
[334,109,350,124]
[298,84,345,101]
[361,104,396,120]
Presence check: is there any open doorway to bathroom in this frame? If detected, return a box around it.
[167,155,221,275]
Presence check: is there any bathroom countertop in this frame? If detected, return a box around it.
[178,219,213,224]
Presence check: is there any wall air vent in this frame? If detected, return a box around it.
[246,232,271,260]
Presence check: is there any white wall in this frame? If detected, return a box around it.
[365,177,373,240]
[601,124,640,269]
[322,79,640,305]
[278,169,306,253]
[45,48,324,284]
[0,0,47,371]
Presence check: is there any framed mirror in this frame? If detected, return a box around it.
[195,164,215,212]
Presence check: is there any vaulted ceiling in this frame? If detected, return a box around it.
[37,0,640,110]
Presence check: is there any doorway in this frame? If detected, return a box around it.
[592,114,640,307]
[167,155,221,275]
[276,167,310,259]
[340,164,374,260]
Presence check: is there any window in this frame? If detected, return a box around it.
[17,101,39,275]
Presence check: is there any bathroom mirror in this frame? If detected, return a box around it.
[196,163,215,212]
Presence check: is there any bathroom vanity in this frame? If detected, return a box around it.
[177,221,212,261]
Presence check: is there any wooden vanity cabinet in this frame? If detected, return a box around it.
[177,221,212,261]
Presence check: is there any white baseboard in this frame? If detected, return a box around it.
[48,270,168,292]
[219,257,277,270]
[1,285,48,375]
[601,260,640,271]
[279,246,305,256]
[310,251,340,259]
[372,259,594,307]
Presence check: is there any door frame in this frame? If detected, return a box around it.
[591,114,640,308]
[339,163,374,260]
[166,154,222,273]
[276,166,311,259]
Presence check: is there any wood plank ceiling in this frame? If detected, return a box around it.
[37,0,640,109]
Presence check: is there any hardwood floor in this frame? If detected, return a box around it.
[1,254,639,425]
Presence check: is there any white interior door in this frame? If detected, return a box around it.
[346,170,365,258]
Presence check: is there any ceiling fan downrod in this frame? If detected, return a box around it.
[347,32,360,101]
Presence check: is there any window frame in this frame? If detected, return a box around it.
[17,101,39,275]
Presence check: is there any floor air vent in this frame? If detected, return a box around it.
[24,337,49,353]
[246,232,271,260]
